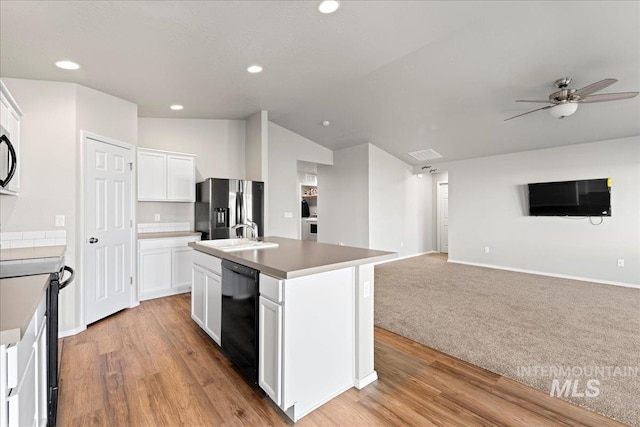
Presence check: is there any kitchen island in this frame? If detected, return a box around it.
[189,236,395,422]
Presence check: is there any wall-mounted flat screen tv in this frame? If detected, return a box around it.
[528,178,611,217]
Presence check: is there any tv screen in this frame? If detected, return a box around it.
[528,178,611,217]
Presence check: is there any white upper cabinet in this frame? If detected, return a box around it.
[0,80,23,196]
[138,150,167,200]
[137,148,195,202]
[167,155,195,201]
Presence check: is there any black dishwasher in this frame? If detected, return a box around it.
[221,259,259,385]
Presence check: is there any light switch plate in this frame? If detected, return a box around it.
[55,215,65,227]
[363,281,371,298]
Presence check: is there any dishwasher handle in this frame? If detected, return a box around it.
[221,259,258,280]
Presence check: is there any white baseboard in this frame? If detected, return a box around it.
[139,285,190,301]
[447,259,640,290]
[59,325,86,338]
[354,371,378,389]
[376,250,437,265]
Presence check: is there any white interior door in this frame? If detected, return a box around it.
[438,182,449,254]
[84,135,133,325]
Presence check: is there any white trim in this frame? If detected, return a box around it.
[436,181,448,254]
[58,326,86,339]
[354,371,378,389]
[79,131,138,331]
[447,259,640,289]
[139,286,190,302]
[374,251,436,265]
[137,146,196,158]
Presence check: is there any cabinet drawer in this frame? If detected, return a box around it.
[260,274,283,303]
[192,250,222,275]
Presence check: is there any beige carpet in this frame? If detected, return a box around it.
[374,254,640,426]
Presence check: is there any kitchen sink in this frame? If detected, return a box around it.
[198,239,279,252]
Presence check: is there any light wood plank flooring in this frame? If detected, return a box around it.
[58,294,625,426]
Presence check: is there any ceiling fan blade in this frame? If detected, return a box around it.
[579,92,639,103]
[515,100,552,103]
[572,78,618,99]
[504,105,552,121]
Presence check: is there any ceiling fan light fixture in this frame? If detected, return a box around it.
[550,102,578,119]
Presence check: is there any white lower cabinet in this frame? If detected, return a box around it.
[258,296,282,406]
[191,253,222,345]
[191,266,206,327]
[259,269,355,422]
[138,235,200,300]
[203,273,222,344]
[1,293,47,427]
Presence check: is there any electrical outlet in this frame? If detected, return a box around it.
[484,246,490,254]
[617,259,625,267]
[154,213,161,221]
[55,215,65,227]
[363,281,371,298]
[400,241,404,247]
[339,242,344,246]
[284,212,293,218]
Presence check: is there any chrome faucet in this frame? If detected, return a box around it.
[231,222,258,240]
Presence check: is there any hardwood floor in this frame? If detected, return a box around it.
[58,294,625,426]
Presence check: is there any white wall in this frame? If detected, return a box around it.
[245,111,268,182]
[137,117,246,225]
[318,144,370,248]
[267,122,333,238]
[444,136,640,286]
[1,78,138,333]
[319,143,433,256]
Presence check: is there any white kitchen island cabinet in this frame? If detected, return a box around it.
[189,236,395,422]
[137,148,196,202]
[191,250,222,345]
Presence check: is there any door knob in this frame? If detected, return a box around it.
[89,237,99,244]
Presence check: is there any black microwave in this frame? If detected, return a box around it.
[0,125,17,188]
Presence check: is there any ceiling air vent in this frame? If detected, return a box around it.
[408,149,443,162]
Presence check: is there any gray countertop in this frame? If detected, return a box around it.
[190,236,396,279]
[0,274,49,345]
[0,245,66,261]
[138,231,202,239]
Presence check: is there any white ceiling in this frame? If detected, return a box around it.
[1,1,638,165]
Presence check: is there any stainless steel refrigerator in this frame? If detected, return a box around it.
[195,178,264,240]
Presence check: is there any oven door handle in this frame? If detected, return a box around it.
[0,134,17,188]
[59,266,75,290]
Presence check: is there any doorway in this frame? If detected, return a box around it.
[82,132,136,326]
[437,181,449,254]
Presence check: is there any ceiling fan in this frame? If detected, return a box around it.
[504,77,639,121]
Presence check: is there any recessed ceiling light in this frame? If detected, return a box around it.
[55,60,80,70]
[247,65,263,73]
[322,120,331,127]
[318,0,340,14]
[170,105,184,111]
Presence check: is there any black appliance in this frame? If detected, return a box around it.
[0,257,74,427]
[301,199,310,217]
[528,178,612,217]
[0,125,18,188]
[220,259,259,385]
[195,178,264,240]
